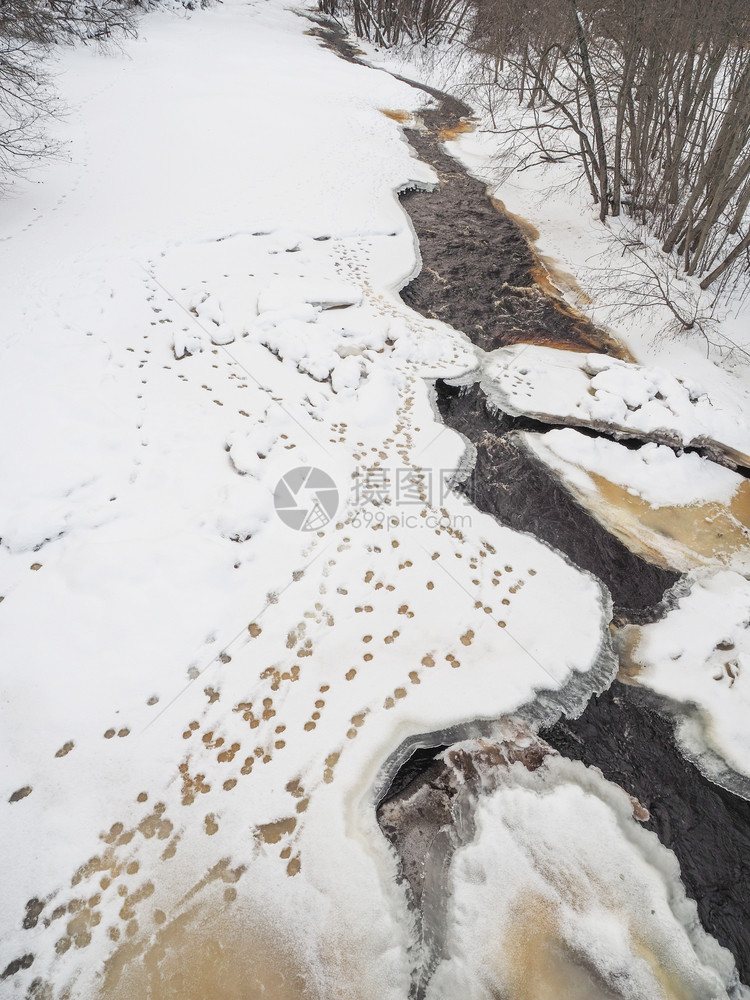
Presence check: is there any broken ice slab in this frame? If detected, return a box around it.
[481,344,750,470]
[379,724,744,1000]
[619,570,750,791]
[521,428,750,574]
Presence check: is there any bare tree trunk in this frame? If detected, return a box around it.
[570,0,608,220]
[700,229,750,290]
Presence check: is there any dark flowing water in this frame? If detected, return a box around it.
[399,121,626,357]
[306,14,750,990]
[435,380,680,621]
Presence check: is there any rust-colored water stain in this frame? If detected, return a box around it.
[489,194,630,358]
[529,268,629,357]
[400,109,630,359]
[579,473,750,572]
[489,897,619,999]
[491,197,541,243]
[100,906,312,1000]
[539,254,593,305]
[615,626,645,684]
[489,894,697,1000]
[379,109,410,123]
[438,118,476,142]
[631,934,698,1000]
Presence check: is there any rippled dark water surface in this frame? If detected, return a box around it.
[399,114,626,356]
[401,86,750,989]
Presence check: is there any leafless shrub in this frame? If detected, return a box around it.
[587,228,750,364]
[319,0,473,47]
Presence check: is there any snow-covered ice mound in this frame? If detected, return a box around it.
[483,345,750,469]
[619,571,750,792]
[381,726,746,999]
[522,429,750,573]
[428,751,745,1000]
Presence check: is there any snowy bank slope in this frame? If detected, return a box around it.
[620,571,750,789]
[0,2,606,994]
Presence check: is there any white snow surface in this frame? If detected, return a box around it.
[622,571,750,784]
[482,345,750,467]
[0,3,620,997]
[0,2,745,997]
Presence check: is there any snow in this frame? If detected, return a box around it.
[0,2,625,997]
[620,571,750,787]
[525,428,744,509]
[523,428,750,574]
[430,753,744,1000]
[1,1,748,995]
[481,344,750,468]
[0,340,140,554]
[257,277,364,312]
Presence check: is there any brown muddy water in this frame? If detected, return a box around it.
[554,469,750,573]
[307,14,749,992]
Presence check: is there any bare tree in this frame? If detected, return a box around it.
[320,0,473,47]
[0,0,214,188]
[0,4,59,182]
[327,0,750,290]
[466,0,750,289]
